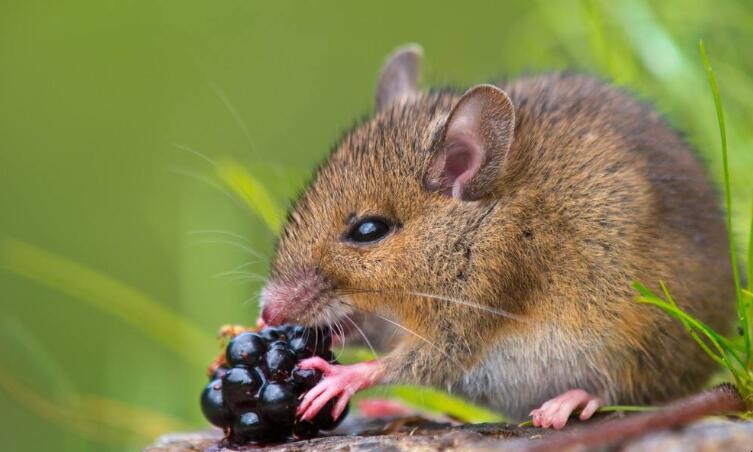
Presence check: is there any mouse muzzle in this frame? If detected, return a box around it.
[260,267,333,325]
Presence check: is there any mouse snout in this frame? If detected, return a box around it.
[260,268,331,325]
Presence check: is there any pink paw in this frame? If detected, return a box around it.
[529,389,603,430]
[296,357,384,421]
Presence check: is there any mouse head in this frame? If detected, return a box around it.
[261,45,518,330]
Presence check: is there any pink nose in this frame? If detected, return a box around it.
[260,299,286,325]
[260,268,330,325]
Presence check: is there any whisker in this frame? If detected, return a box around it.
[334,319,346,356]
[337,299,449,361]
[405,290,527,323]
[213,262,263,276]
[193,232,266,260]
[241,293,263,307]
[173,143,218,168]
[225,275,267,285]
[208,82,258,152]
[342,311,378,359]
[169,168,237,200]
[186,238,263,258]
[213,270,265,281]
[189,229,254,245]
[337,287,526,323]
[171,167,273,227]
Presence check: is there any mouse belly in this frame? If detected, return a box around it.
[451,327,610,420]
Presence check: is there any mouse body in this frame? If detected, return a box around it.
[259,45,734,428]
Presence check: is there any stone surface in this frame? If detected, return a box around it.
[145,415,753,451]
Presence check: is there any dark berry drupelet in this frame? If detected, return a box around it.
[226,332,266,367]
[200,379,232,428]
[199,324,349,444]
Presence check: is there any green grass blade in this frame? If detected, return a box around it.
[0,238,214,368]
[357,385,506,423]
[748,193,753,293]
[633,281,741,356]
[699,40,747,360]
[637,296,742,379]
[636,293,748,383]
[658,281,730,363]
[339,347,503,422]
[636,289,728,361]
[635,293,725,355]
[0,317,77,401]
[0,366,190,445]
[77,394,193,439]
[216,158,283,233]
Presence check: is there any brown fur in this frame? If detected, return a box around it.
[264,61,734,418]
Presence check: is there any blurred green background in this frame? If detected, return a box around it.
[1,1,752,450]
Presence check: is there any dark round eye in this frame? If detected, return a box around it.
[346,217,392,243]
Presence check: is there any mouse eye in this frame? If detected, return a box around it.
[346,217,392,244]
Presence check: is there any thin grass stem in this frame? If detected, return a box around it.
[700,40,747,362]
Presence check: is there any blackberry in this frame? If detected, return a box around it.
[200,379,232,428]
[231,411,266,443]
[265,347,296,378]
[288,325,306,335]
[292,420,319,439]
[199,324,349,445]
[291,367,320,391]
[211,366,230,381]
[260,326,286,342]
[312,398,349,431]
[288,336,314,359]
[226,332,266,367]
[221,367,262,411]
[268,340,288,350]
[259,382,297,424]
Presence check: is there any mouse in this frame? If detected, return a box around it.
[257,44,735,430]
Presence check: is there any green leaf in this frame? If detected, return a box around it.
[338,347,505,422]
[357,385,506,423]
[216,158,284,233]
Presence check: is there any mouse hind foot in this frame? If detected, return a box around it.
[529,389,604,430]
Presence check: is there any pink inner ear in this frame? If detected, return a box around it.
[442,132,484,199]
[444,147,471,180]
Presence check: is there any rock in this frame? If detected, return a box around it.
[622,418,753,452]
[144,416,545,451]
[145,415,753,451]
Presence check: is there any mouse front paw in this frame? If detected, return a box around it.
[296,357,384,421]
[529,389,603,430]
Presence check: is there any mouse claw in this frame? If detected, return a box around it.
[529,389,603,430]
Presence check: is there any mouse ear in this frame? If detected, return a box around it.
[426,84,515,201]
[375,44,423,112]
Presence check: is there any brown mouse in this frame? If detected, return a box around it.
[258,44,735,429]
